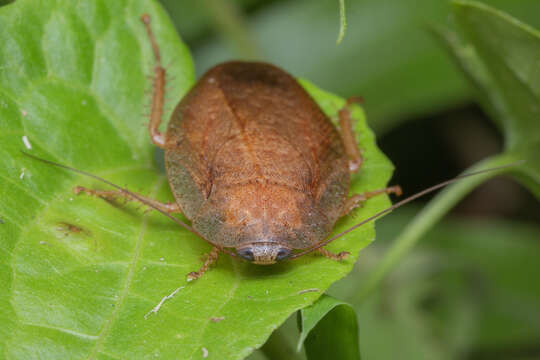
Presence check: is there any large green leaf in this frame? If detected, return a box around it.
[0,1,394,359]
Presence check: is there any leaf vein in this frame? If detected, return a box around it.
[86,175,165,359]
[22,322,99,340]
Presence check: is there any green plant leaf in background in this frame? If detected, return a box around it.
[451,0,540,195]
[0,0,394,359]
[352,0,540,304]
[297,295,360,360]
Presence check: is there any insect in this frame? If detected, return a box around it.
[22,15,521,281]
[75,14,400,280]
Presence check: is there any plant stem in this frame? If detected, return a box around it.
[337,0,347,44]
[356,153,516,301]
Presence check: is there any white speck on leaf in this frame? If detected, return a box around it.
[297,288,320,295]
[22,135,32,149]
[21,109,27,116]
[160,257,164,261]
[202,347,209,358]
[19,168,25,180]
[145,286,185,319]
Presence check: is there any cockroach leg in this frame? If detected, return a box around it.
[141,14,167,149]
[340,185,402,217]
[338,97,365,173]
[318,247,350,261]
[73,186,182,214]
[186,247,220,281]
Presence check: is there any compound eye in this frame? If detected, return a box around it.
[237,248,254,262]
[276,248,291,261]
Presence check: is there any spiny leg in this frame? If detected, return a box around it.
[73,186,182,214]
[141,14,167,149]
[318,247,349,261]
[338,97,364,173]
[187,247,220,281]
[340,185,402,217]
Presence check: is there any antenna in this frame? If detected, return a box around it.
[290,161,524,259]
[21,151,237,257]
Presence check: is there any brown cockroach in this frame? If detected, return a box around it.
[22,15,521,281]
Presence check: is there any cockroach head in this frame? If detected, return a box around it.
[236,242,291,265]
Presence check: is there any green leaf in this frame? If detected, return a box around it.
[0,0,394,359]
[297,295,360,360]
[451,0,540,196]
